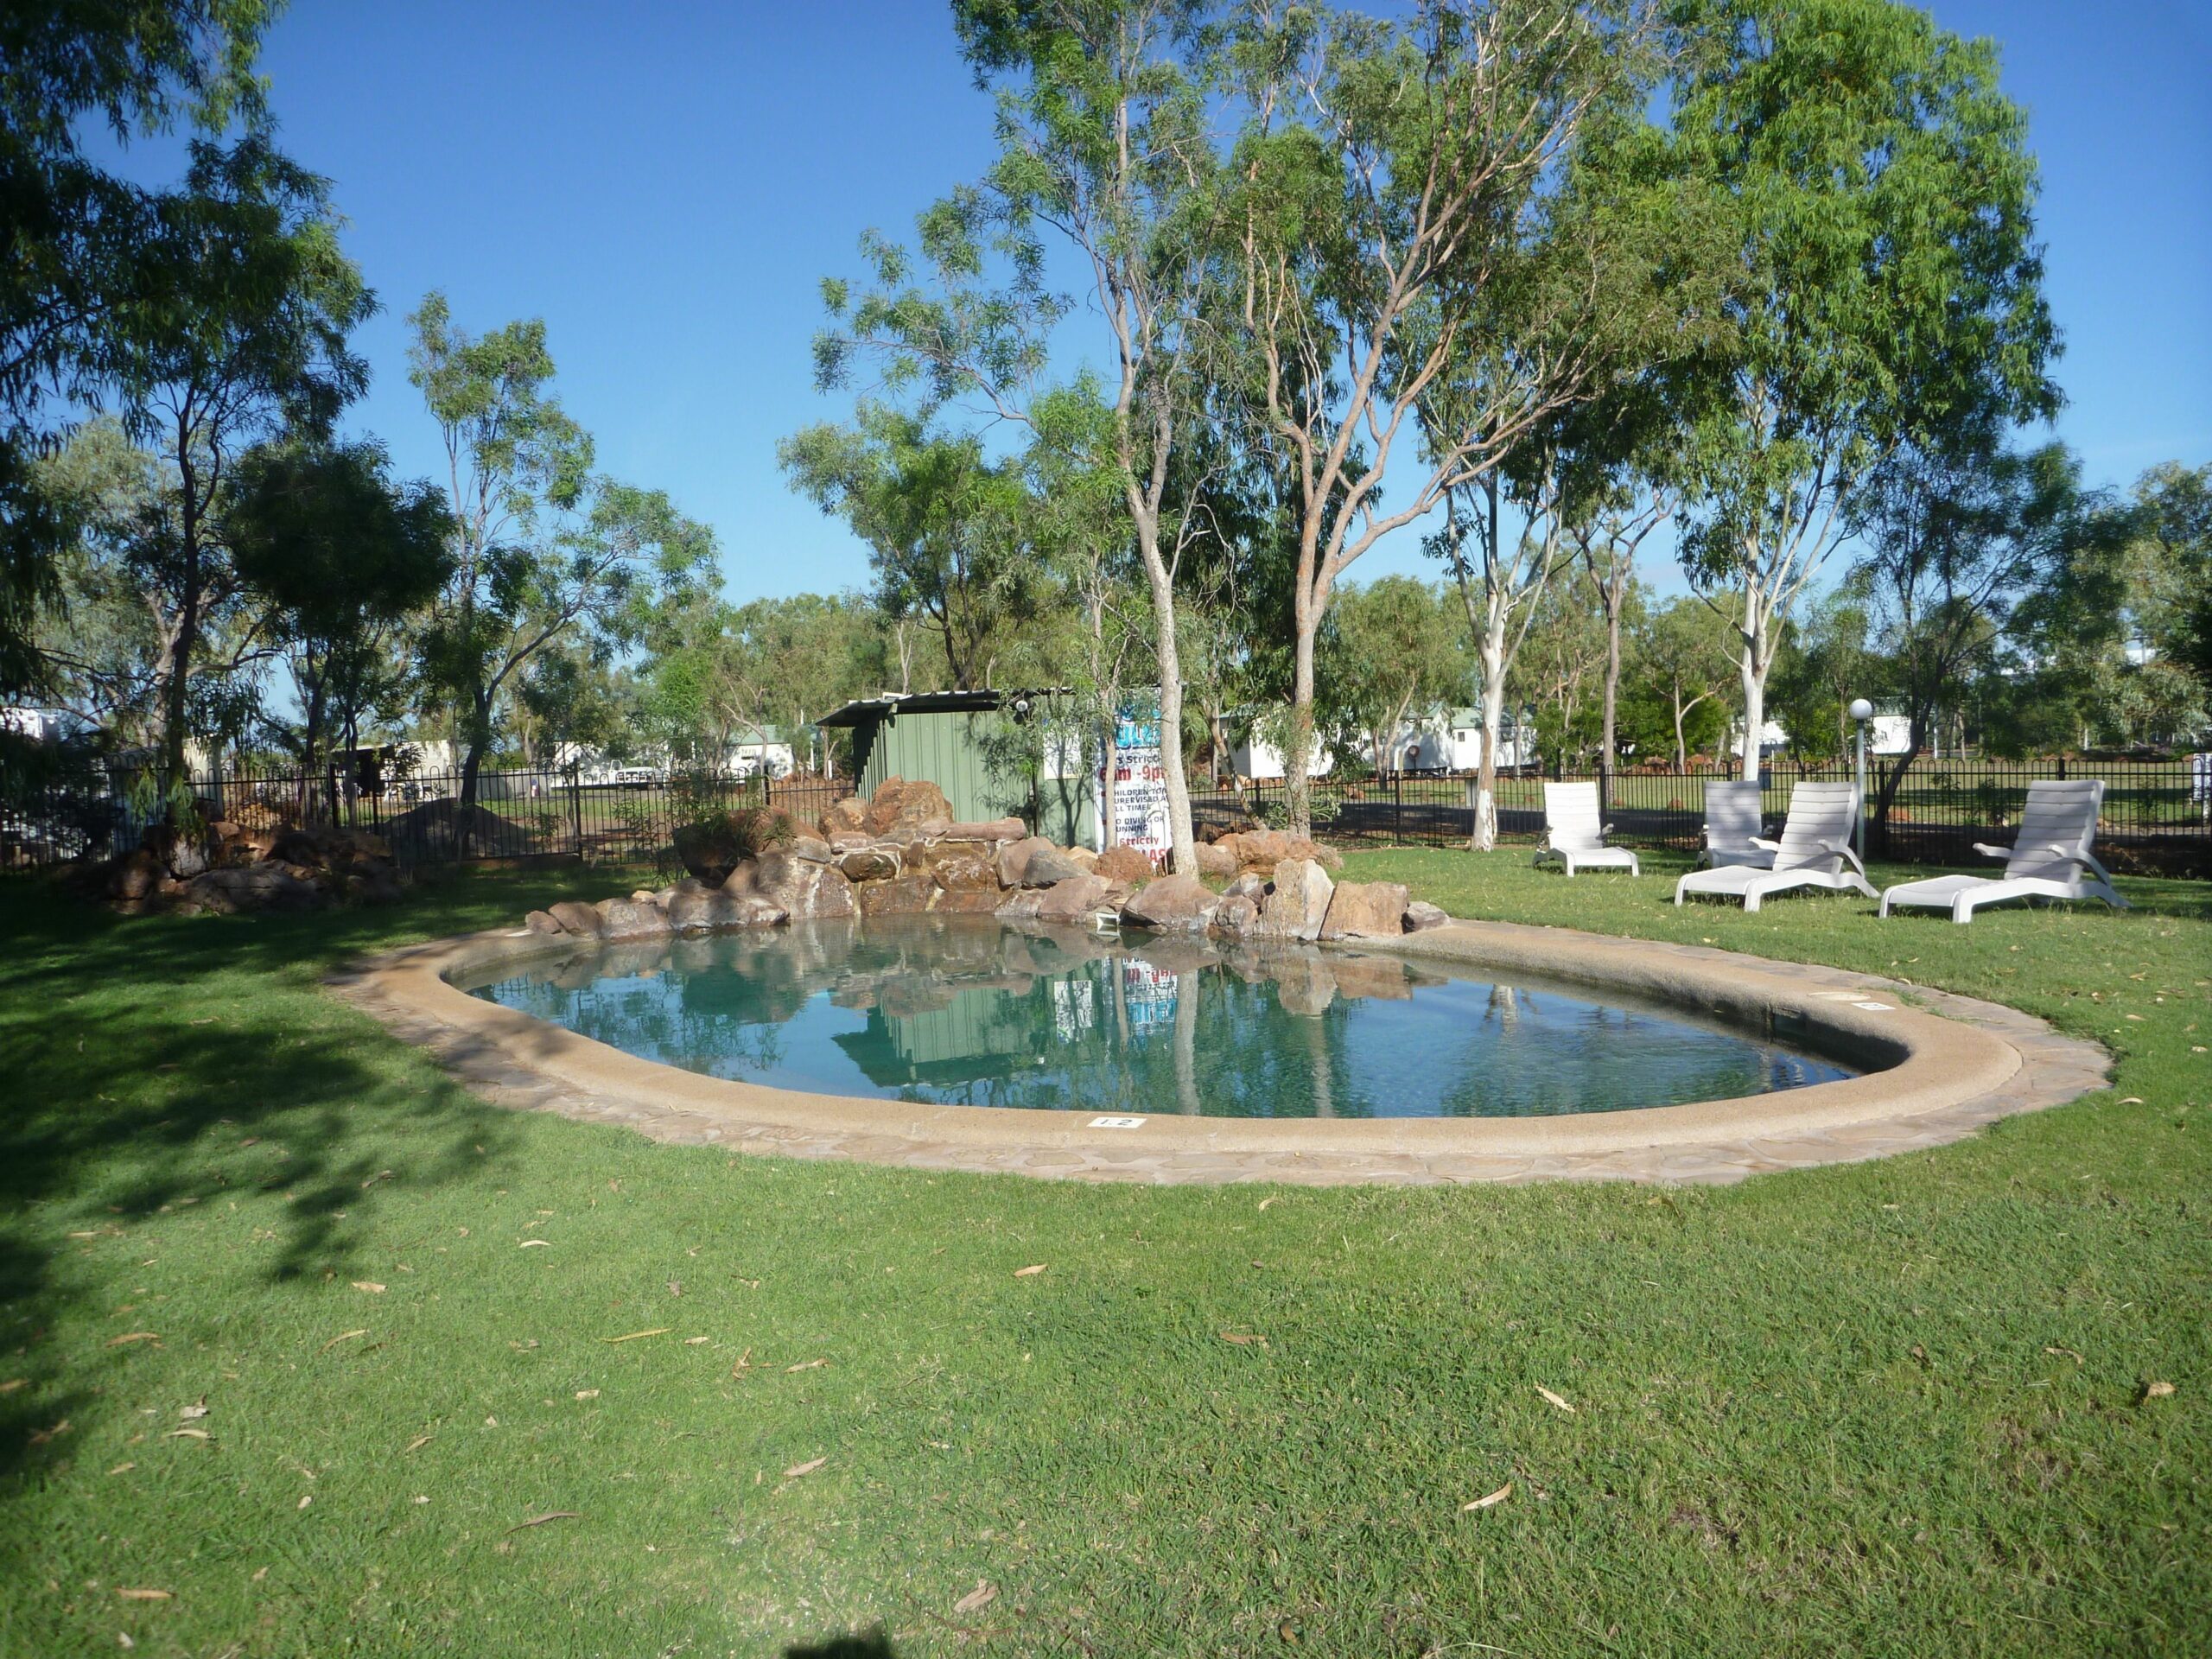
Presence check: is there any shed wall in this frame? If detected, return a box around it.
[854,710,1093,846]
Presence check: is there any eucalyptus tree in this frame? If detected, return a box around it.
[223,438,454,772]
[1225,0,1703,834]
[810,0,1225,874]
[105,137,372,799]
[1669,0,2059,781]
[1322,575,1465,777]
[409,293,715,804]
[1,0,273,701]
[1633,594,1735,773]
[779,407,1039,692]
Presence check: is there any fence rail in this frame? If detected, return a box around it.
[4,753,2207,877]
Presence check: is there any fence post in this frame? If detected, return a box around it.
[1395,771,1403,845]
[2056,755,2068,781]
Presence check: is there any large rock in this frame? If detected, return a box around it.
[858,874,938,917]
[942,817,1027,844]
[1024,874,1114,925]
[1019,847,1083,888]
[860,776,953,839]
[183,863,322,915]
[667,886,786,932]
[1257,857,1334,942]
[524,909,563,935]
[918,845,998,892]
[1402,899,1451,933]
[1093,844,1156,886]
[548,899,604,937]
[1213,893,1261,937]
[994,836,1054,888]
[595,896,671,940]
[1215,829,1343,877]
[752,849,856,920]
[1191,840,1238,881]
[817,797,867,839]
[1320,880,1408,941]
[108,848,164,901]
[1222,872,1268,905]
[837,846,900,883]
[932,887,1005,915]
[788,835,835,865]
[1121,874,1219,931]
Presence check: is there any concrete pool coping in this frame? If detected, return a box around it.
[326,918,2111,1186]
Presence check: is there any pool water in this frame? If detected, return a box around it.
[463,916,1854,1119]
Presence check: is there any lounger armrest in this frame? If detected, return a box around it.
[1800,833,1868,876]
[1749,836,1782,853]
[1971,841,2012,861]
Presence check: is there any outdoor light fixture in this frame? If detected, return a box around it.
[1010,695,1033,722]
[1849,698,1875,863]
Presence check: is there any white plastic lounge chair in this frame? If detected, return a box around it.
[1675,781,1876,911]
[1878,779,2127,924]
[1533,781,1639,877]
[1701,780,1772,868]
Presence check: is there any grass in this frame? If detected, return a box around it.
[1,852,2206,1656]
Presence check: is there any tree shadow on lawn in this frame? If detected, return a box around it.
[0,879,545,1483]
[787,1631,899,1659]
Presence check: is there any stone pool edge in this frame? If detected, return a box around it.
[324,919,2110,1187]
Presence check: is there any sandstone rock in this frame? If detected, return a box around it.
[1320,880,1408,941]
[1402,899,1450,932]
[942,817,1027,844]
[630,888,657,904]
[753,849,856,920]
[1215,829,1343,876]
[667,885,786,932]
[595,897,671,940]
[183,863,322,915]
[1121,874,1219,931]
[548,899,604,937]
[995,835,1054,888]
[1222,872,1268,904]
[860,776,953,839]
[525,909,563,935]
[1257,857,1333,941]
[994,888,1046,921]
[1213,893,1260,937]
[817,796,867,838]
[1062,845,1100,874]
[837,847,900,883]
[858,874,938,917]
[932,887,1005,915]
[1093,844,1155,886]
[1031,874,1118,925]
[1020,847,1084,888]
[109,848,163,900]
[1191,840,1238,880]
[924,849,998,892]
[789,835,835,865]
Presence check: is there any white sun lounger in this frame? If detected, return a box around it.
[1533,781,1639,876]
[1878,779,2127,924]
[1701,779,1772,868]
[1675,781,1876,911]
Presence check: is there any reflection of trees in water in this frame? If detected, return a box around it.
[473,918,1839,1119]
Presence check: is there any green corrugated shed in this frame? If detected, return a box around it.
[819,690,1094,846]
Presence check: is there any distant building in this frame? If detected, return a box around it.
[1230,729,1336,781]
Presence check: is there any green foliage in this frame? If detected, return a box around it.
[1320,576,1467,772]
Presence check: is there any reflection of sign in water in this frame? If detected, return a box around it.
[1121,959,1179,1036]
[1052,977,1096,1043]
[1098,708,1172,868]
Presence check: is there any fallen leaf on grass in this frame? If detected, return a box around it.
[2119,1096,2145,1105]
[784,1357,827,1373]
[518,1240,551,1249]
[404,1434,432,1453]
[575,1389,600,1401]
[2145,1381,2177,1400]
[105,1332,159,1348]
[953,1581,997,1614]
[163,1427,208,1440]
[177,1402,207,1421]
[320,1329,367,1353]
[1535,1386,1576,1414]
[683,1335,709,1344]
[351,1281,385,1294]
[2044,1345,2085,1366]
[783,1456,828,1479]
[297,1494,312,1510]
[730,1349,753,1377]
[109,1462,136,1475]
[1256,1196,1279,1211]
[1218,1331,1268,1348]
[115,1589,171,1601]
[600,1328,671,1344]
[28,1419,69,1444]
[0,1378,23,1394]
[1461,1483,1513,1511]
[505,1510,581,1533]
[1013,1264,1047,1278]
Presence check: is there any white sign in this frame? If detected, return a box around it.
[1097,709,1172,870]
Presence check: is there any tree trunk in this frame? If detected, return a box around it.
[1471,654,1506,852]
[1287,602,1318,838]
[1672,686,1689,776]
[1598,594,1621,820]
[1136,543,1197,876]
[1738,641,1766,786]
[1099,717,1120,851]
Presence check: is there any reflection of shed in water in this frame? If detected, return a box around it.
[835,980,1084,1091]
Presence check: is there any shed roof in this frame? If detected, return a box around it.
[816,688,1072,728]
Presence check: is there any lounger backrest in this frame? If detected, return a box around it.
[1543,781,1605,850]
[2002,779,2105,878]
[1704,781,1764,855]
[1771,781,1859,872]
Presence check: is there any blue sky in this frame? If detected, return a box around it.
[205,2,2212,599]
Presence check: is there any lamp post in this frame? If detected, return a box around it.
[1848,698,1874,864]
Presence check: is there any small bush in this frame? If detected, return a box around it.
[671,806,795,884]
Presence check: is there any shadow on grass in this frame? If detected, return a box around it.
[788,1631,899,1659]
[0,870,625,1483]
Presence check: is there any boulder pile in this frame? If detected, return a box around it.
[524,774,1452,947]
[100,811,404,916]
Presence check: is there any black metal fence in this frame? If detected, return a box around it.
[1190,753,2212,876]
[5,753,2206,877]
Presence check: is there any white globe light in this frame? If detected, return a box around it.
[1848,698,1874,721]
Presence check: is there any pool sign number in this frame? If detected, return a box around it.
[1090,1116,1147,1129]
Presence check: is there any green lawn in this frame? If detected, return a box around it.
[2,853,2207,1656]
